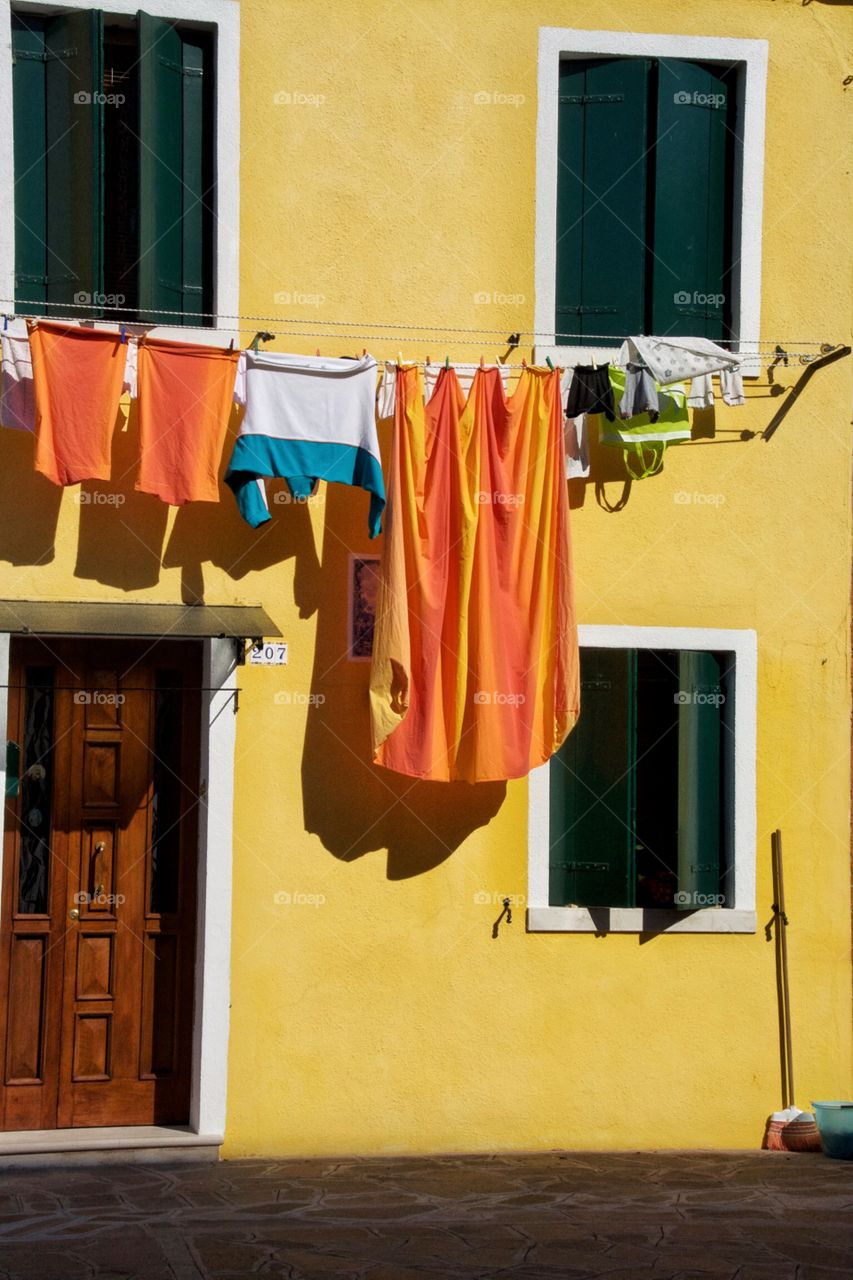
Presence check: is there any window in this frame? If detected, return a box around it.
[527,626,757,934]
[534,30,768,375]
[11,7,214,324]
[555,57,736,345]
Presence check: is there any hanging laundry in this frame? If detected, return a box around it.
[619,336,739,386]
[687,373,715,409]
[0,323,35,432]
[619,363,659,422]
[564,414,589,480]
[376,361,400,420]
[376,360,511,420]
[134,338,239,505]
[720,367,745,406]
[226,351,384,536]
[564,363,616,421]
[560,369,589,479]
[370,363,579,783]
[687,367,746,409]
[601,367,691,479]
[425,360,510,404]
[28,321,128,485]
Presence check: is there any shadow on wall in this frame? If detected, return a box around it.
[300,473,506,881]
[0,428,63,565]
[75,401,168,590]
[64,404,322,608]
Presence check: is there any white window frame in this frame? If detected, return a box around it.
[533,27,768,378]
[528,625,757,934]
[0,0,240,343]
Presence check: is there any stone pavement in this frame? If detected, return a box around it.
[0,1150,851,1279]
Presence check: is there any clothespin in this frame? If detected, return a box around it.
[315,347,321,357]
[120,325,127,344]
[229,337,235,351]
[479,355,485,369]
[362,348,367,357]
[545,356,554,370]
[397,350,404,366]
[426,353,431,366]
[2,314,8,332]
[445,355,449,370]
[521,356,527,368]
[250,331,274,352]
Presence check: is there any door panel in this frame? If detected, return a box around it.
[0,639,200,1130]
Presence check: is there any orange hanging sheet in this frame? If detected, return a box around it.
[28,321,128,486]
[370,363,579,783]
[136,338,240,505]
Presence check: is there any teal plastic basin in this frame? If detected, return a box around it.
[811,1102,853,1159]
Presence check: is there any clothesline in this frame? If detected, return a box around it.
[0,299,835,355]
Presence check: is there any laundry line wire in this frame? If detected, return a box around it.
[0,315,827,366]
[0,298,835,353]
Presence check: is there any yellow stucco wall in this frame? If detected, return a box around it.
[3,0,852,1153]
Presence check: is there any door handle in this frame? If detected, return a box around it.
[94,841,106,896]
[69,908,79,920]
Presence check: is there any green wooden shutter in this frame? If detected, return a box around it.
[676,651,724,908]
[549,649,637,908]
[12,12,104,313]
[137,12,207,324]
[651,59,734,338]
[12,17,48,313]
[555,58,651,346]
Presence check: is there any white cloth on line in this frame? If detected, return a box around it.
[424,361,510,403]
[0,322,35,431]
[720,367,745,406]
[620,335,740,386]
[564,414,589,479]
[560,369,589,478]
[233,350,379,445]
[376,361,511,419]
[687,373,715,409]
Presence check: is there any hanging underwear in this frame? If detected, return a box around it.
[564,364,616,421]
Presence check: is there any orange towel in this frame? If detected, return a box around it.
[370,364,579,782]
[28,321,128,486]
[136,338,240,505]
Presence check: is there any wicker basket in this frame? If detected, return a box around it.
[765,1116,822,1152]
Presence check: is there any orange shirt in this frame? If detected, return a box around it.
[28,321,128,486]
[136,338,239,505]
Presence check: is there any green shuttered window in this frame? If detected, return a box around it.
[12,8,213,323]
[549,648,732,910]
[556,57,736,345]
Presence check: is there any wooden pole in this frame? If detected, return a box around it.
[773,829,795,1108]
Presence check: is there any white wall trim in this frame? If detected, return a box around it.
[527,624,758,935]
[0,0,240,338]
[534,27,768,377]
[190,637,237,1137]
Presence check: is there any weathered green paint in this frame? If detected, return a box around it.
[138,12,210,324]
[652,59,733,337]
[556,58,650,346]
[676,650,725,907]
[13,11,104,314]
[549,648,638,908]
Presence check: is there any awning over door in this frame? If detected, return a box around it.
[0,600,281,640]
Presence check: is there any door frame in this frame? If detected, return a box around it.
[0,633,237,1140]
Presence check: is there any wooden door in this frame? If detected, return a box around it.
[0,639,201,1130]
